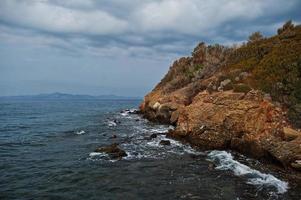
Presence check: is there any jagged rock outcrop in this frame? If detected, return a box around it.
[140,22,301,171]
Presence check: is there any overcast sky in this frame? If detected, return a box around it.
[0,0,300,97]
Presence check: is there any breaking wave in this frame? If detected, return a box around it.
[207,150,289,194]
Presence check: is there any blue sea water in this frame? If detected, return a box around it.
[0,99,300,200]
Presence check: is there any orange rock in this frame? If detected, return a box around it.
[283,127,301,141]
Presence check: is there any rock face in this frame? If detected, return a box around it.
[140,22,301,171]
[95,143,127,159]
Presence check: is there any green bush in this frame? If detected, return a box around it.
[233,84,252,93]
[288,104,301,128]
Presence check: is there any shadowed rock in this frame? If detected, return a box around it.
[95,143,127,159]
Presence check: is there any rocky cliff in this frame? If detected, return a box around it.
[140,21,301,171]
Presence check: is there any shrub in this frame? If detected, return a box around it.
[233,84,252,93]
[248,32,264,43]
[278,20,294,34]
[288,104,301,128]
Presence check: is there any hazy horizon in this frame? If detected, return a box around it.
[1,0,300,96]
[0,92,142,98]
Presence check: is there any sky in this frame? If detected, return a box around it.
[0,0,300,97]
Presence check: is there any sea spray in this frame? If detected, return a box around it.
[207,150,289,194]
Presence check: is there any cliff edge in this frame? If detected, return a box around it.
[140,21,301,172]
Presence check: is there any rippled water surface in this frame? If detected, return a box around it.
[0,99,300,200]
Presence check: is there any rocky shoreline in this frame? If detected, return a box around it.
[139,22,301,178]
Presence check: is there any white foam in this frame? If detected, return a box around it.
[120,108,138,116]
[88,152,121,163]
[120,112,129,116]
[89,152,105,157]
[207,150,289,194]
[76,130,85,135]
[123,151,157,160]
[135,125,174,135]
[107,121,117,127]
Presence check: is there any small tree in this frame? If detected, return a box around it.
[248,31,263,42]
[277,20,294,34]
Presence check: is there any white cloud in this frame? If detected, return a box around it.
[0,0,128,35]
[133,0,297,35]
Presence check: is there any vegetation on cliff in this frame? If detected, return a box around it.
[151,21,301,128]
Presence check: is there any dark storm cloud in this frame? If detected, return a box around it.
[1,0,300,59]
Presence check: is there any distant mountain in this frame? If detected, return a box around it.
[0,92,141,100]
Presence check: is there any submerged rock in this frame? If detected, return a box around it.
[110,134,117,139]
[159,140,171,146]
[113,119,121,124]
[145,133,158,140]
[150,133,157,139]
[95,143,127,159]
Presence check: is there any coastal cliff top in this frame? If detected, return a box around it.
[147,21,301,128]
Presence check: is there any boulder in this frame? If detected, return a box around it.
[218,79,232,91]
[170,110,180,125]
[152,102,161,110]
[95,143,127,159]
[159,140,171,145]
[149,133,157,139]
[283,127,301,141]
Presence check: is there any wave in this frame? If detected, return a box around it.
[106,120,117,127]
[88,152,118,162]
[76,130,86,135]
[120,108,138,116]
[207,150,289,194]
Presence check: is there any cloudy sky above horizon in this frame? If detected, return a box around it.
[0,0,300,97]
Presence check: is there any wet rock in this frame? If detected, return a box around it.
[113,119,121,124]
[145,133,158,140]
[129,109,140,114]
[120,109,140,115]
[150,133,157,139]
[159,140,171,145]
[95,143,127,159]
[208,163,215,171]
[266,137,301,168]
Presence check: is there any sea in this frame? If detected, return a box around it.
[0,99,300,200]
